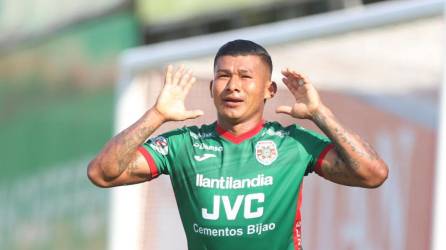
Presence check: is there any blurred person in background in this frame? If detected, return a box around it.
[87,39,388,250]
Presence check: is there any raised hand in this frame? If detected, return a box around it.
[155,65,204,122]
[276,68,321,120]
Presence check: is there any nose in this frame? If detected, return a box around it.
[225,76,241,92]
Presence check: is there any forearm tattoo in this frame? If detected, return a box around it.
[113,123,158,174]
[313,112,379,171]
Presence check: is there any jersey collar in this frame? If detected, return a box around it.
[215,120,264,144]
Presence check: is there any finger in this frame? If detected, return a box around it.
[183,76,197,94]
[283,68,299,77]
[289,70,309,85]
[165,64,173,85]
[172,65,185,85]
[289,68,300,76]
[282,68,308,85]
[179,69,193,87]
[276,105,292,115]
[282,77,298,92]
[282,77,292,86]
[282,70,304,87]
[184,109,204,120]
[281,68,293,77]
[294,75,307,86]
[284,73,307,90]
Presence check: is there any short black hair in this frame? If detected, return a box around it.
[213,39,273,75]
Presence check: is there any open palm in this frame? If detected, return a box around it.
[155,65,203,121]
[276,69,321,119]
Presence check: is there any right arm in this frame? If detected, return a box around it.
[87,65,203,187]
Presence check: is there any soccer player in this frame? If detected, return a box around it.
[87,40,388,250]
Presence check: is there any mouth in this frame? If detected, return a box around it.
[222,96,244,107]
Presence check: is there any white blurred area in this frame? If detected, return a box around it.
[184,16,443,94]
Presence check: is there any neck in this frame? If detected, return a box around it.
[217,116,263,136]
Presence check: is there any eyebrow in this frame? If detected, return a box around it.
[215,69,252,74]
[238,69,252,74]
[216,69,231,74]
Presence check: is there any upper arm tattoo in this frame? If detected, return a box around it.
[320,150,362,186]
[126,160,140,177]
[322,155,348,179]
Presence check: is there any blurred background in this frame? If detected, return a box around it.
[0,0,444,250]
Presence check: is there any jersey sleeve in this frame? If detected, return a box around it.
[138,128,187,179]
[289,125,333,176]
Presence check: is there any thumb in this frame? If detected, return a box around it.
[276,105,292,115]
[184,109,204,120]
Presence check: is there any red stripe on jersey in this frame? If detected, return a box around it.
[314,144,335,177]
[138,146,159,178]
[216,120,264,144]
[293,184,303,250]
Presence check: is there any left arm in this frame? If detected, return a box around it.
[277,69,388,188]
[311,105,388,188]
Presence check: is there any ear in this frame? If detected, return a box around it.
[265,81,277,100]
[209,80,214,98]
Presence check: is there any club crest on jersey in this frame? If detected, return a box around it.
[255,140,278,165]
[149,136,168,155]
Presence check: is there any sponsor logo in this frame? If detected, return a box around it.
[255,140,278,165]
[190,131,215,139]
[195,174,273,189]
[263,128,290,138]
[202,193,265,220]
[194,153,216,162]
[149,136,168,155]
[193,142,223,152]
[192,222,276,237]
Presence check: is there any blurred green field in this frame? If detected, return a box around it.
[0,9,137,250]
[0,85,114,182]
[0,9,138,178]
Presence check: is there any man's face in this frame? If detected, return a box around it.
[211,55,275,124]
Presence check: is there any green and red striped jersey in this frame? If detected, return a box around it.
[139,120,332,250]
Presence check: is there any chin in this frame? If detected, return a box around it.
[221,112,242,121]
[218,109,244,122]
